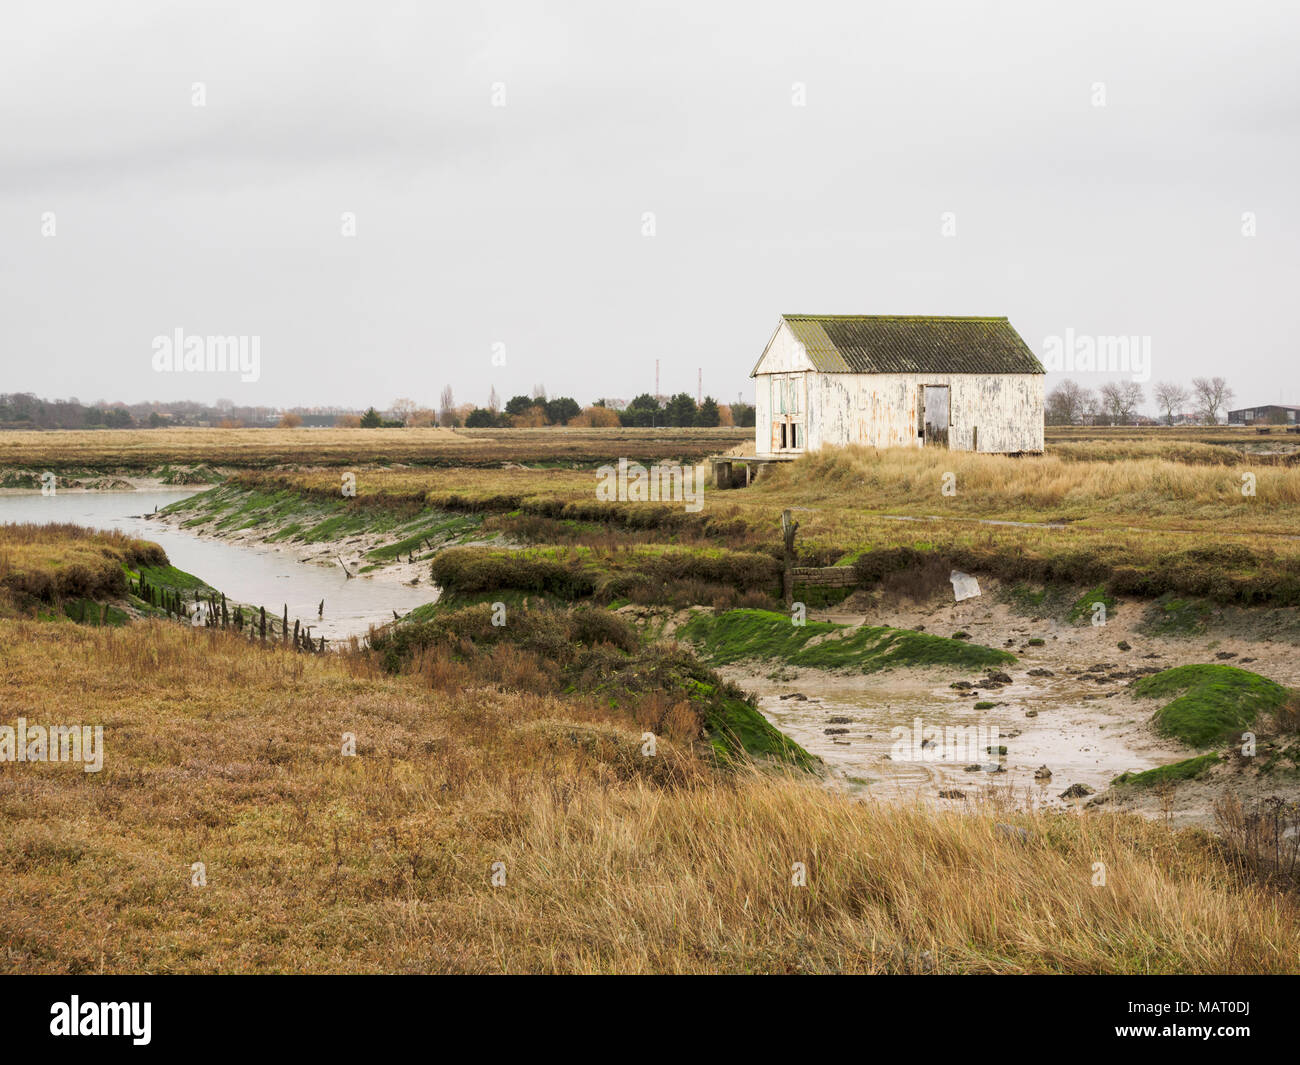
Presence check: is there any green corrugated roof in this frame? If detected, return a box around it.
[755,315,1045,375]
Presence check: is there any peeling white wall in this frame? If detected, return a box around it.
[754,370,1044,454]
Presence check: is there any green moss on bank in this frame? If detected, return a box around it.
[1113,754,1221,789]
[162,485,487,562]
[680,609,1015,674]
[55,598,130,626]
[134,563,212,593]
[1139,595,1214,637]
[1132,665,1291,747]
[1069,585,1116,624]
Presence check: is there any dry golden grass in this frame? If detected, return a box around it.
[753,445,1300,532]
[0,426,748,470]
[1048,425,1300,446]
[229,465,601,511]
[2,617,1297,973]
[0,523,165,608]
[1048,440,1284,465]
[222,442,1300,535]
[727,449,1300,604]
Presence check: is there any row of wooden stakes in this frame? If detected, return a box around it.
[130,575,328,653]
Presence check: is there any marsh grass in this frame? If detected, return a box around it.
[756,445,1300,529]
[369,601,809,767]
[1215,795,1300,891]
[221,446,1300,607]
[0,523,165,608]
[1,617,1297,973]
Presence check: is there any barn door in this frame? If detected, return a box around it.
[920,385,950,447]
[769,374,805,453]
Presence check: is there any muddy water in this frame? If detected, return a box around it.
[733,667,1187,809]
[0,491,436,639]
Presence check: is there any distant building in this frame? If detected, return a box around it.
[1228,404,1300,426]
[750,314,1045,456]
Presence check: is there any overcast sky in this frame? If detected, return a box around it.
[2,0,1296,412]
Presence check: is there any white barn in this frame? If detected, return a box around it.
[751,314,1045,456]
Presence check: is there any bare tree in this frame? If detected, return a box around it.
[531,383,547,401]
[1152,382,1190,426]
[1191,376,1234,424]
[1099,380,1144,425]
[438,386,456,427]
[1045,380,1095,425]
[488,385,499,413]
[390,397,417,426]
[1079,390,1100,425]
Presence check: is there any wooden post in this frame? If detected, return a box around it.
[781,508,799,607]
[711,458,732,490]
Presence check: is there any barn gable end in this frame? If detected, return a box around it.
[751,314,1045,457]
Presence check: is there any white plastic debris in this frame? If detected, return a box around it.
[950,569,981,602]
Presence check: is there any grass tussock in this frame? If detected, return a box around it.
[0,523,165,608]
[429,545,781,606]
[369,601,810,768]
[1,617,1297,973]
[1131,665,1294,747]
[1215,795,1300,891]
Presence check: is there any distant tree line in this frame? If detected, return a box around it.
[0,389,759,431]
[0,392,282,430]
[454,392,755,430]
[1045,377,1237,426]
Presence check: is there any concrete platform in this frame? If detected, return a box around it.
[709,454,797,488]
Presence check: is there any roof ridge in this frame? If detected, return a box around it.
[783,314,1010,321]
[758,313,1045,376]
